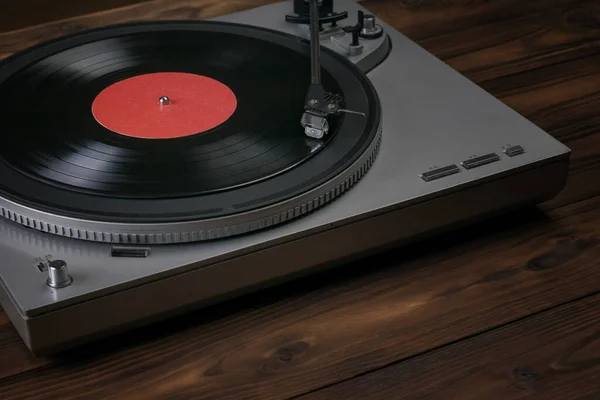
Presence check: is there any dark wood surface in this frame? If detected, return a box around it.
[1,0,600,398]
[0,0,153,33]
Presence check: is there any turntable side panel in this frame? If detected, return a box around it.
[1,0,600,399]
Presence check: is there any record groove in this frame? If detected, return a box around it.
[0,132,381,244]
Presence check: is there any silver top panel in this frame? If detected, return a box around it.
[0,0,569,316]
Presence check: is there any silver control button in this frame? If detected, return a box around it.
[46,260,73,289]
[504,145,525,157]
[111,246,151,258]
[461,153,500,170]
[420,164,460,182]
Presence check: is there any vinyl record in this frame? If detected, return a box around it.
[0,20,382,243]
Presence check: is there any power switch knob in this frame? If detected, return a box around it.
[46,260,73,289]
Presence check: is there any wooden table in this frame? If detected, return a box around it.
[1,0,600,398]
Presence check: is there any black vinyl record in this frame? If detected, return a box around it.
[0,20,381,223]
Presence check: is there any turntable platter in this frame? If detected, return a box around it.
[0,21,381,244]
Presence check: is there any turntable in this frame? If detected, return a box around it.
[0,0,570,355]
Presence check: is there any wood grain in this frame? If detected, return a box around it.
[1,196,599,399]
[0,0,599,398]
[0,0,282,60]
[300,293,600,400]
[0,322,47,383]
[0,0,154,33]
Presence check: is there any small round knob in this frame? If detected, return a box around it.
[363,15,376,30]
[46,260,73,289]
[359,14,384,39]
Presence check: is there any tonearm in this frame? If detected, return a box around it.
[298,0,366,139]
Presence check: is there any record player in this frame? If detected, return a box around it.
[0,0,570,355]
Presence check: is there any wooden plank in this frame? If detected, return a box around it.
[406,3,600,82]
[0,0,282,60]
[0,195,599,399]
[0,0,154,33]
[299,293,600,400]
[0,321,47,383]
[362,0,584,44]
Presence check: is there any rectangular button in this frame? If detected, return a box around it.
[111,246,151,258]
[504,145,524,157]
[420,164,460,182]
[461,153,500,170]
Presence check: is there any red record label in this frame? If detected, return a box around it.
[91,72,237,139]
